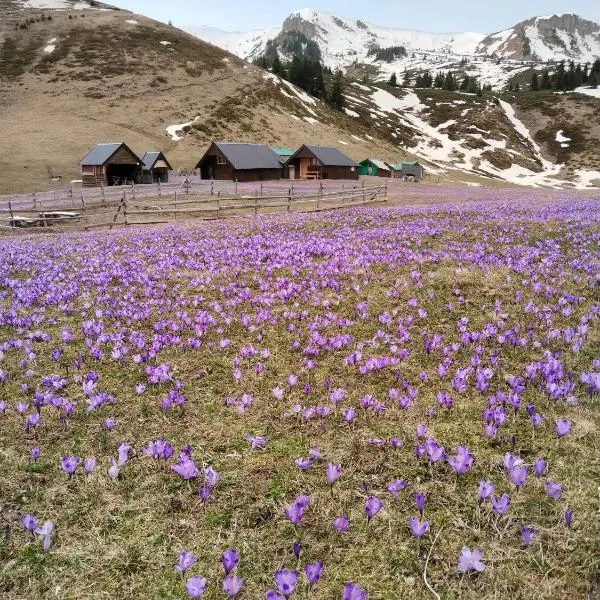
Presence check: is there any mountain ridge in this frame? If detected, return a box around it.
[185,9,600,90]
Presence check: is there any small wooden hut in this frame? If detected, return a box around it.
[284,145,358,180]
[392,161,425,181]
[195,142,283,181]
[141,151,172,183]
[79,143,142,187]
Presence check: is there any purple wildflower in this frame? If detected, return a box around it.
[333,515,349,533]
[458,547,485,572]
[545,481,562,500]
[221,548,239,575]
[223,575,244,597]
[274,569,298,599]
[304,562,323,587]
[185,575,207,599]
[176,550,197,575]
[343,582,368,599]
[408,516,430,538]
[364,496,383,521]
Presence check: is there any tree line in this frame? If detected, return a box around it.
[389,70,492,95]
[524,59,600,92]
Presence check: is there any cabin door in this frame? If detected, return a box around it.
[299,158,311,178]
[288,165,296,180]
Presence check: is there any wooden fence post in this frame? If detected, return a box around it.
[217,192,221,218]
[287,188,292,212]
[131,181,135,201]
[8,199,14,226]
[158,180,162,197]
[211,181,214,196]
[80,192,88,230]
[174,190,178,219]
[254,196,258,215]
[124,190,128,225]
[235,180,238,196]
[100,184,105,206]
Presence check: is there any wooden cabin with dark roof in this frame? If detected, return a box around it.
[195,142,283,182]
[284,145,358,180]
[141,151,172,183]
[78,143,142,187]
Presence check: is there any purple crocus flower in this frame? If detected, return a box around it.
[84,457,96,476]
[21,514,37,535]
[304,562,323,587]
[447,446,473,475]
[295,458,312,470]
[534,458,546,478]
[221,548,239,574]
[565,510,573,528]
[185,575,207,598]
[284,496,309,526]
[555,419,572,438]
[364,496,383,521]
[117,443,130,466]
[343,582,368,599]
[458,547,485,572]
[35,520,54,552]
[521,526,536,547]
[104,417,115,431]
[333,515,349,533]
[176,550,197,574]
[416,492,425,516]
[274,569,298,599]
[223,575,244,597]
[408,516,430,538]
[491,493,510,515]
[108,459,120,479]
[478,480,495,503]
[387,479,406,498]
[293,541,301,560]
[266,592,285,600]
[30,447,40,461]
[61,456,79,477]
[326,463,342,486]
[545,481,562,500]
[171,458,200,480]
[509,465,527,489]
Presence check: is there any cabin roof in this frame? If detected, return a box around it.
[79,143,139,166]
[212,143,282,170]
[300,145,358,167]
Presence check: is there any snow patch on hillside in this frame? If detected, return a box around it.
[166,116,200,141]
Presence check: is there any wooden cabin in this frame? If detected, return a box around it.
[195,142,283,182]
[358,159,392,177]
[284,145,358,180]
[141,151,172,184]
[79,143,142,187]
[392,161,425,181]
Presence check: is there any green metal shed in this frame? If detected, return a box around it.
[358,158,392,177]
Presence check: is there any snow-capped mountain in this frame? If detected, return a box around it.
[184,9,600,90]
[477,14,600,62]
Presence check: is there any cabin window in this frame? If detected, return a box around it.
[217,155,226,165]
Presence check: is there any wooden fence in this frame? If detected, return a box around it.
[0,184,387,234]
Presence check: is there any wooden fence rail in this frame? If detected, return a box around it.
[0,184,387,235]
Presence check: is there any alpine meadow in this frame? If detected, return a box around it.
[0,1,599,600]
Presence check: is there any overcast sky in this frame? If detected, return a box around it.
[110,1,600,33]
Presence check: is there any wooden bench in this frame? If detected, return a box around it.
[39,211,81,224]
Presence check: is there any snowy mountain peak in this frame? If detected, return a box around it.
[184,10,600,90]
[477,13,600,62]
